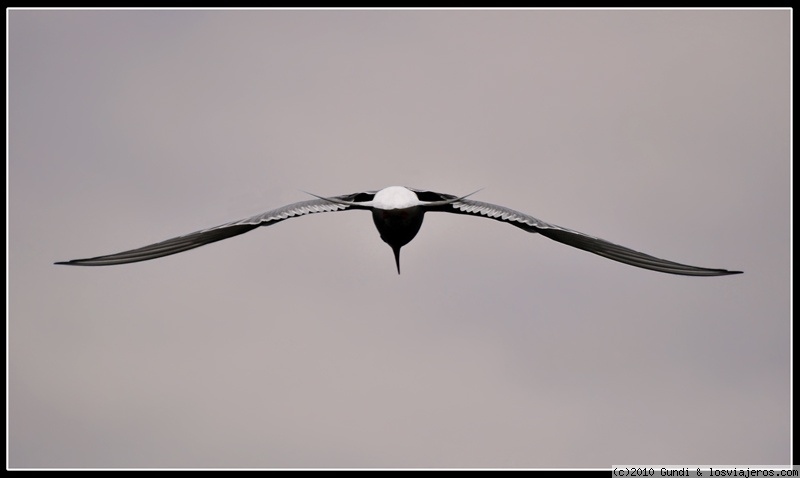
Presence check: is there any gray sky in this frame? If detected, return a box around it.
[8,9,790,469]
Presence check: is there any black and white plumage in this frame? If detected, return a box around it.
[55,186,742,276]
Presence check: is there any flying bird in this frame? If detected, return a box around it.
[55,186,742,276]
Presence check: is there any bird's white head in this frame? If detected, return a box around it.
[372,186,421,210]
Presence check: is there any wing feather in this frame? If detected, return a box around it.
[435,199,741,277]
[55,198,354,266]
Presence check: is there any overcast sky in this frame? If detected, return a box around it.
[8,9,790,469]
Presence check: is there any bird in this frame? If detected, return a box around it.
[55,186,742,276]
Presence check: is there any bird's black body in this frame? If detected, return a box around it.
[372,206,425,274]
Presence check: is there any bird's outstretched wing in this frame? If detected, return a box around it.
[55,197,361,266]
[433,198,742,277]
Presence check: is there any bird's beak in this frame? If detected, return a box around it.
[392,246,401,275]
